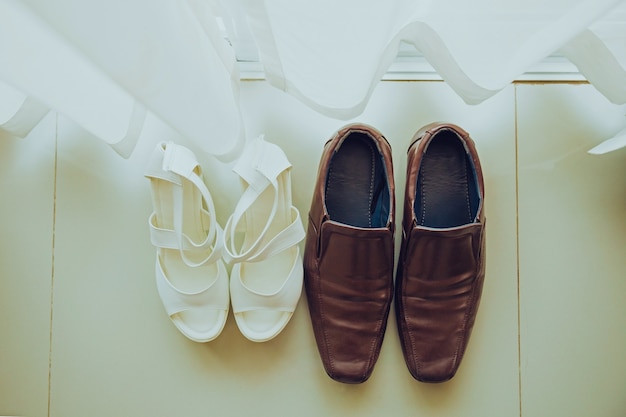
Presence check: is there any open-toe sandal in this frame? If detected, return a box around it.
[224,136,305,342]
[145,141,228,342]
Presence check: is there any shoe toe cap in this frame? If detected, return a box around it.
[324,357,375,384]
[409,356,459,383]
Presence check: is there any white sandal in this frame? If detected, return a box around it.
[145,142,229,342]
[224,136,305,342]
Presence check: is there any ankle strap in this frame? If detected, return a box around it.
[224,136,305,264]
[147,142,223,267]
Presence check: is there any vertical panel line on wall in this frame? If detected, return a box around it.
[513,84,523,417]
[47,112,58,417]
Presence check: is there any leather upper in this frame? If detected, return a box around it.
[396,122,486,382]
[304,123,395,384]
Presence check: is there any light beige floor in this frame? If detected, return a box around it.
[0,80,625,417]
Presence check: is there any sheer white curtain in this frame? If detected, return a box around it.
[1,0,625,157]
[0,0,243,159]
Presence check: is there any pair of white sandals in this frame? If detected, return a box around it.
[144,136,305,342]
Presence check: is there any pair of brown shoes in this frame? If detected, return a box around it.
[303,122,486,384]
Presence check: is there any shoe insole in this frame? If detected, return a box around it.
[325,133,389,228]
[415,131,478,228]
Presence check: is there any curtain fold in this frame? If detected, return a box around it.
[241,0,626,109]
[0,80,49,137]
[0,0,243,159]
[1,0,625,156]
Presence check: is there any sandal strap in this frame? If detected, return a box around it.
[230,248,303,313]
[249,206,303,263]
[223,136,305,264]
[146,142,223,267]
[155,255,229,316]
[149,212,224,264]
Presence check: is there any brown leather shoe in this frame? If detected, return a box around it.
[303,123,395,384]
[396,122,486,383]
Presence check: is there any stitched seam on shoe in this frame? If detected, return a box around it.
[452,278,477,376]
[367,281,391,382]
[367,141,375,228]
[318,269,335,377]
[326,155,336,221]
[452,237,482,377]
[320,146,340,378]
[420,162,427,226]
[464,149,472,223]
[405,265,421,377]
[365,320,380,381]
[321,152,337,376]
